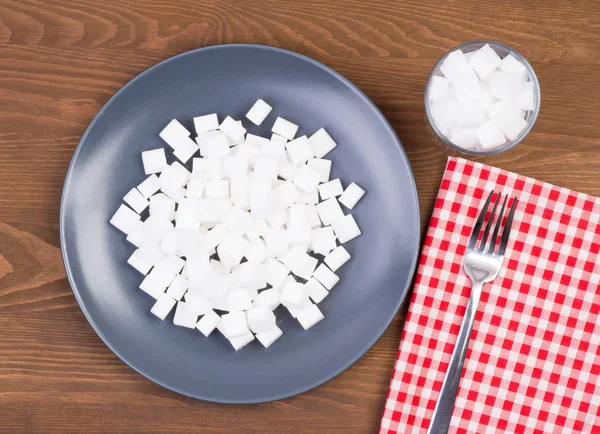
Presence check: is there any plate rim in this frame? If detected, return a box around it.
[59,43,421,403]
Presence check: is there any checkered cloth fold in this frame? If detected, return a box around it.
[380,157,600,433]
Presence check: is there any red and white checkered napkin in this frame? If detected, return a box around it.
[380,157,600,434]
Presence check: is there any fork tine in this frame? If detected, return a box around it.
[486,195,508,253]
[479,192,501,251]
[498,197,518,256]
[468,190,495,249]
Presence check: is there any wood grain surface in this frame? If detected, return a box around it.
[1,0,599,432]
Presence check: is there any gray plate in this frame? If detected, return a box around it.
[60,44,420,403]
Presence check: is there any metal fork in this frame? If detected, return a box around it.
[427,191,518,434]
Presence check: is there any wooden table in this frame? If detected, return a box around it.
[1,0,599,432]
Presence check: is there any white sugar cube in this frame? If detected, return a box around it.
[305,204,321,227]
[261,141,287,160]
[499,54,528,79]
[270,133,288,145]
[211,296,229,312]
[488,100,523,129]
[318,179,343,200]
[220,116,246,142]
[286,135,313,164]
[247,307,276,333]
[440,51,480,101]
[308,128,337,158]
[185,292,213,316]
[315,197,344,225]
[246,133,270,146]
[139,272,167,299]
[217,233,250,270]
[221,311,250,337]
[142,148,167,175]
[126,220,145,247]
[152,255,184,284]
[306,278,329,303]
[449,128,479,150]
[173,136,199,164]
[311,226,337,255]
[204,179,230,197]
[159,228,178,255]
[296,188,318,205]
[272,117,298,140]
[294,256,317,280]
[272,181,300,209]
[324,246,351,271]
[226,288,252,313]
[430,97,459,133]
[151,294,177,320]
[204,224,229,250]
[286,228,311,248]
[222,206,254,236]
[238,261,267,290]
[518,81,535,111]
[306,158,332,182]
[136,241,164,265]
[428,76,450,102]
[477,121,506,149]
[202,273,228,301]
[263,257,290,287]
[110,204,140,234]
[250,191,276,219]
[455,101,486,128]
[253,157,279,180]
[194,113,219,133]
[137,174,161,199]
[338,182,365,209]
[256,326,283,348]
[468,44,502,79]
[149,193,175,220]
[277,160,299,181]
[173,301,198,328]
[229,332,255,351]
[195,157,225,180]
[296,303,324,330]
[280,280,309,308]
[175,199,200,231]
[245,218,269,240]
[159,119,190,150]
[503,117,528,141]
[196,310,221,337]
[265,210,288,229]
[488,70,525,101]
[253,288,281,311]
[331,214,361,243]
[451,72,481,102]
[440,50,471,82]
[288,204,306,229]
[127,249,153,275]
[169,161,192,187]
[312,264,339,290]
[280,245,311,275]
[245,238,267,263]
[186,179,206,199]
[293,166,320,193]
[246,99,272,125]
[202,132,230,158]
[166,274,189,300]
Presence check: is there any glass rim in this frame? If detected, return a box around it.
[424,40,541,156]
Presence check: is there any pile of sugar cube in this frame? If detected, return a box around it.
[428,44,535,151]
[110,99,365,350]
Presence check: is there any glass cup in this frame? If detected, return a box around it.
[425,40,541,156]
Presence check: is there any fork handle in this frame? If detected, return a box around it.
[427,282,483,434]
